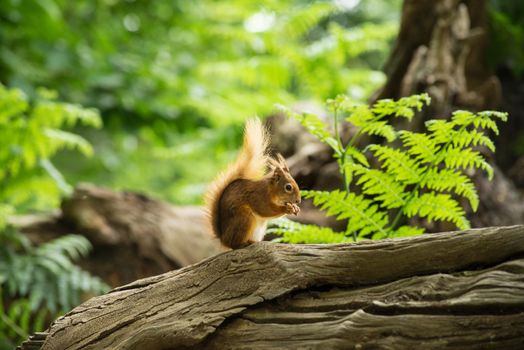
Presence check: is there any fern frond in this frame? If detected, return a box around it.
[340,145,368,186]
[344,103,373,122]
[344,104,396,141]
[36,234,92,261]
[425,121,495,152]
[0,86,28,124]
[282,2,334,40]
[452,110,508,134]
[304,190,389,238]
[1,230,109,314]
[44,129,94,156]
[403,192,470,229]
[33,101,101,129]
[398,130,439,163]
[425,119,455,143]
[343,145,369,167]
[371,93,431,120]
[278,93,505,242]
[450,129,496,152]
[361,120,396,141]
[390,226,425,238]
[420,168,479,211]
[449,110,477,127]
[348,163,407,209]
[475,111,508,134]
[326,94,351,113]
[367,144,423,184]
[279,106,330,139]
[440,146,493,179]
[268,218,350,244]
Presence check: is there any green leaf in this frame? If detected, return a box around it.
[304,190,389,239]
[420,168,479,211]
[452,110,508,134]
[371,93,431,120]
[271,93,505,243]
[269,218,351,244]
[348,163,407,209]
[389,225,425,238]
[368,144,423,184]
[44,128,94,156]
[278,106,333,145]
[364,121,396,141]
[440,146,493,179]
[403,192,470,230]
[398,130,438,163]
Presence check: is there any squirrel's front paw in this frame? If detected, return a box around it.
[285,202,300,216]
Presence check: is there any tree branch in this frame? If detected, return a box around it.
[18,225,524,350]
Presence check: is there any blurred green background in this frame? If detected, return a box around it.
[1,0,401,206]
[0,2,402,346]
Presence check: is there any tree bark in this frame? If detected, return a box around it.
[18,225,524,350]
[375,0,500,115]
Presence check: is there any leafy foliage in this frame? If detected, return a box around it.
[0,84,106,347]
[268,218,352,244]
[276,94,507,242]
[0,227,109,346]
[0,0,400,205]
[0,84,101,224]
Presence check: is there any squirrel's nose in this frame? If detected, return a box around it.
[296,197,301,204]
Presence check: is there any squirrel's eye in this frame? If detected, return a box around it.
[285,183,293,192]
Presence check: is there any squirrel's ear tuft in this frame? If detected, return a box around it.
[272,166,284,181]
[268,157,278,171]
[275,153,290,172]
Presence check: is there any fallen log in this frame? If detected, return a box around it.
[15,184,223,287]
[18,225,524,349]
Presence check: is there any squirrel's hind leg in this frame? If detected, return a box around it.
[221,208,256,249]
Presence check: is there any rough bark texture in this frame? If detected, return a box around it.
[18,225,524,350]
[375,0,500,115]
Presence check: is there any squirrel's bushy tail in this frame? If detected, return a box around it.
[205,118,270,238]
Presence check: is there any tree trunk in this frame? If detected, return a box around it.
[375,0,500,115]
[272,0,524,231]
[18,225,524,350]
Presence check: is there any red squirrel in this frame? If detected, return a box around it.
[205,118,301,249]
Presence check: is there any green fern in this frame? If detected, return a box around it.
[367,144,424,184]
[268,218,352,244]
[348,163,408,209]
[275,94,507,243]
[304,190,390,239]
[403,192,469,229]
[420,168,479,211]
[0,227,109,342]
